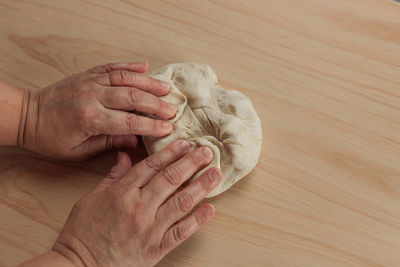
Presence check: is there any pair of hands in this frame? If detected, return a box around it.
[16,62,220,266]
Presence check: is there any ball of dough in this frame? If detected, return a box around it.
[143,63,262,197]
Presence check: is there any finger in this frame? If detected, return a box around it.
[87,62,149,74]
[122,140,190,188]
[95,70,170,96]
[160,204,215,255]
[72,134,138,158]
[96,110,173,137]
[94,151,132,192]
[141,147,213,207]
[100,87,177,120]
[106,151,133,179]
[156,167,221,230]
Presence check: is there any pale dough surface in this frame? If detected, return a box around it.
[143,63,262,197]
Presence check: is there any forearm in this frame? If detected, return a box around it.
[18,251,75,267]
[0,80,25,146]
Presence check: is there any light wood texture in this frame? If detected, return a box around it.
[1,0,400,266]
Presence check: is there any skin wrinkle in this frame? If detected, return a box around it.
[17,88,29,147]
[52,144,218,265]
[53,234,90,267]
[8,62,220,266]
[34,91,41,153]
[13,63,175,161]
[17,89,40,152]
[73,233,99,266]
[53,243,81,266]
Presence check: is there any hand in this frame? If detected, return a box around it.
[18,62,177,160]
[52,140,221,267]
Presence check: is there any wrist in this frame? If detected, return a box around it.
[17,88,40,152]
[18,251,76,267]
[52,232,98,267]
[0,81,28,146]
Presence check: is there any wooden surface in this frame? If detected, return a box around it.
[0,0,400,266]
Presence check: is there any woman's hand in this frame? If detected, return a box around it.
[19,62,177,160]
[51,140,221,266]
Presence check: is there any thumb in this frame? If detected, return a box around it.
[74,134,138,159]
[94,151,132,192]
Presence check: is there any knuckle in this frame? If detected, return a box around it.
[175,192,193,213]
[168,144,183,158]
[104,135,113,151]
[173,224,188,242]
[120,70,130,82]
[145,155,164,172]
[127,88,142,107]
[187,153,202,168]
[106,62,119,72]
[200,176,213,193]
[112,70,131,83]
[126,113,141,130]
[194,212,204,225]
[118,190,143,218]
[161,166,181,186]
[77,107,100,135]
[152,119,162,132]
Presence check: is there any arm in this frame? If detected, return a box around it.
[0,80,25,146]
[18,251,74,267]
[19,142,221,266]
[0,62,177,160]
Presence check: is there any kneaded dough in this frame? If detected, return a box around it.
[143,63,262,197]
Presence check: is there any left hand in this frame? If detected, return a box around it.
[18,62,177,161]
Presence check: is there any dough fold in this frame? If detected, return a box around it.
[143,63,262,197]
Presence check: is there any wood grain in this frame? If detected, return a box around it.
[1,0,400,266]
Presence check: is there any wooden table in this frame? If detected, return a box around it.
[1,0,400,266]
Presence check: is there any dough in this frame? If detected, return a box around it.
[143,63,262,197]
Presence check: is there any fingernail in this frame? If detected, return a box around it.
[161,82,170,90]
[204,205,214,217]
[162,121,172,129]
[200,147,212,159]
[137,61,146,66]
[205,169,221,188]
[178,140,190,151]
[209,169,221,184]
[169,104,177,113]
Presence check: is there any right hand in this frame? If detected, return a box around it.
[52,140,222,267]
